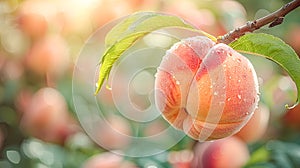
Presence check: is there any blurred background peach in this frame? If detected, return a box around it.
[0,0,299,167]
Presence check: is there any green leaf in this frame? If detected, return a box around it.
[104,12,154,47]
[95,11,215,94]
[246,146,270,166]
[243,162,276,168]
[229,33,300,108]
[265,140,300,168]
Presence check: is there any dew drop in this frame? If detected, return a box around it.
[229,76,232,79]
[238,94,242,99]
[213,91,218,96]
[209,85,213,89]
[227,97,231,101]
[176,80,180,85]
[238,79,241,83]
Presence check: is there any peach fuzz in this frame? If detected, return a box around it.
[235,103,270,143]
[191,136,250,168]
[155,36,259,141]
[20,87,76,144]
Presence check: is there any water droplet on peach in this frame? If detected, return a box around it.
[238,94,242,99]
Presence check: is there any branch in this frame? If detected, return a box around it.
[217,0,300,44]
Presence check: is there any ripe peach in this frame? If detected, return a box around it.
[25,35,69,76]
[235,103,270,143]
[15,89,33,114]
[286,25,300,56]
[283,104,300,129]
[18,12,48,38]
[168,150,194,168]
[20,87,76,144]
[93,114,132,150]
[191,136,250,168]
[17,0,56,38]
[82,152,137,168]
[155,36,259,141]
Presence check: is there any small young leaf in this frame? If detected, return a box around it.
[95,11,215,94]
[229,33,300,108]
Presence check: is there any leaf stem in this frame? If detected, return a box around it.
[217,0,300,44]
